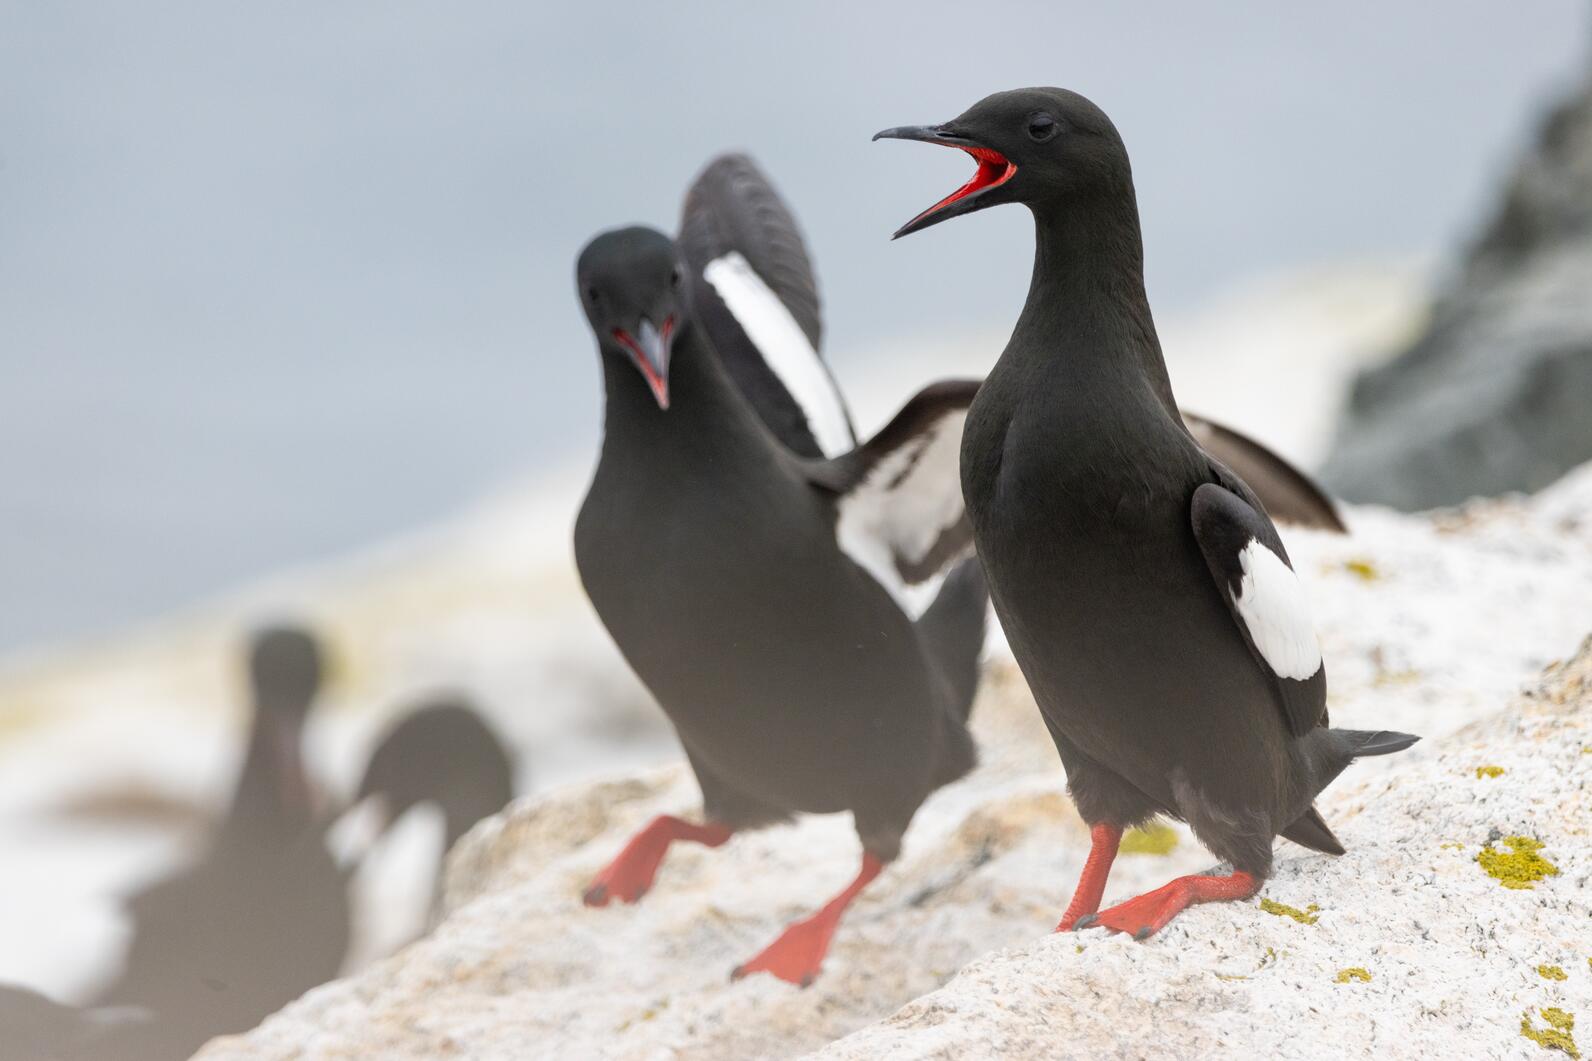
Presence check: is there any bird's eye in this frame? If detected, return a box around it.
[1027,113,1058,142]
[586,285,600,303]
[670,267,682,288]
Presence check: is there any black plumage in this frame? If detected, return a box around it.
[356,697,515,854]
[1183,416,1345,532]
[573,164,987,984]
[878,89,1416,937]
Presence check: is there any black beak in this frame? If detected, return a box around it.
[873,124,1018,239]
[612,316,674,409]
[872,124,975,149]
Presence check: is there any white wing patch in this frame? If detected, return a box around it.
[702,252,854,458]
[1233,539,1322,681]
[835,409,967,617]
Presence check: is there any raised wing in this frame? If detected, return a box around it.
[1182,414,1346,532]
[680,153,856,459]
[807,380,979,606]
[1189,479,1328,738]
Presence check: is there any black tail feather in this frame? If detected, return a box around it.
[1342,729,1422,757]
[1281,805,1345,855]
[1305,728,1422,791]
[1288,728,1419,856]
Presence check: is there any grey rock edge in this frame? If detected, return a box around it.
[1322,74,1592,510]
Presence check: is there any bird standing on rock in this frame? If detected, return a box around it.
[573,157,990,986]
[877,88,1416,937]
[95,625,349,1056]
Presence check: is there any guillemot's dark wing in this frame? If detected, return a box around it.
[805,379,979,597]
[680,153,856,458]
[1182,414,1346,532]
[1189,472,1330,739]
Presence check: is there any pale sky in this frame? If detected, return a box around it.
[1,1,1586,652]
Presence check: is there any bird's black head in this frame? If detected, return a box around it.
[248,624,323,721]
[874,87,1130,238]
[576,226,692,410]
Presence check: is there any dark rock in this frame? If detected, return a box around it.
[1321,77,1592,510]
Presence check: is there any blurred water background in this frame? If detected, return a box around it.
[2,1,1588,657]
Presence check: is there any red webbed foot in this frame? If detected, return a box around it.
[731,852,883,987]
[1079,870,1259,939]
[582,815,732,907]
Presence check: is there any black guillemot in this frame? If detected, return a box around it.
[573,158,989,985]
[878,88,1415,937]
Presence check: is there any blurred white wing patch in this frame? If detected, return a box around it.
[1233,539,1322,680]
[702,252,853,458]
[835,409,968,615]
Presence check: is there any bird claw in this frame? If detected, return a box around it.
[729,964,814,988]
[1071,913,1099,931]
[582,874,652,907]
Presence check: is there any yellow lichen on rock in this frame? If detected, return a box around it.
[1335,967,1372,984]
[1477,836,1560,890]
[1119,822,1179,855]
[1342,558,1380,581]
[1259,899,1320,925]
[1372,667,1422,687]
[1540,965,1569,981]
[1475,765,1506,779]
[1521,1008,1578,1058]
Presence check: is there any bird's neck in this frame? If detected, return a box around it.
[599,324,774,460]
[1006,191,1178,413]
[223,702,310,835]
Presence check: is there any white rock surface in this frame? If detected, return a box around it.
[200,467,1592,1060]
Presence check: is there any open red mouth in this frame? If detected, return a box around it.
[612,316,673,410]
[903,145,1017,230]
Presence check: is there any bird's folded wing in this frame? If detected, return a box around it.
[807,379,980,590]
[1181,413,1346,532]
[680,153,856,458]
[1189,478,1329,738]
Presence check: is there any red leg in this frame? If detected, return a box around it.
[731,852,884,987]
[1086,870,1259,939]
[1055,823,1123,931]
[583,815,733,907]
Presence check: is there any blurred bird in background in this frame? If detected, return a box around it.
[2,626,518,1059]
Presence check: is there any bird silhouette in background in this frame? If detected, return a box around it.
[92,625,350,1058]
[349,697,516,926]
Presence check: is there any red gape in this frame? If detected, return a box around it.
[1055,822,1124,932]
[582,815,733,906]
[1083,870,1261,939]
[732,852,884,987]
